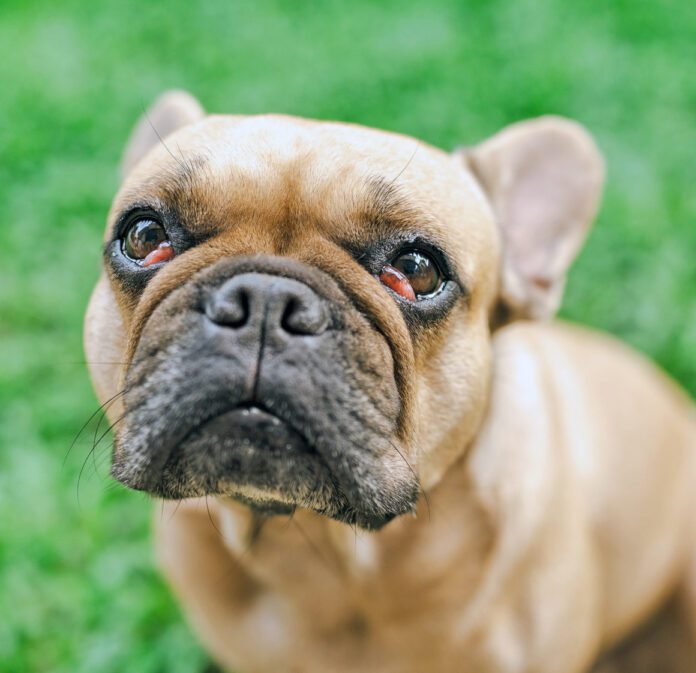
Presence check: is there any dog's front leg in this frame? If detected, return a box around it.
[154,499,309,673]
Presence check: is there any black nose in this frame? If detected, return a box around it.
[205,273,329,336]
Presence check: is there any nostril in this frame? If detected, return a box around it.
[206,286,250,327]
[281,295,329,336]
[281,298,298,332]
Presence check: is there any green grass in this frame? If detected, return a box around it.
[0,0,694,671]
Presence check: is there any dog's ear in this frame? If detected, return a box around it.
[461,117,604,320]
[121,90,205,179]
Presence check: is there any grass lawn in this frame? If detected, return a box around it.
[0,0,694,671]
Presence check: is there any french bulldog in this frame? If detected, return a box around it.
[84,90,696,673]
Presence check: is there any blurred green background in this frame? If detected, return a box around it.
[0,0,694,671]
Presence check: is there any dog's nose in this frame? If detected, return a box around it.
[205,273,329,336]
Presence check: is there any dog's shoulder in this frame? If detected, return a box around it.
[493,320,694,412]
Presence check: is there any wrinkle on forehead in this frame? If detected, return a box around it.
[111,114,497,277]
[115,159,440,242]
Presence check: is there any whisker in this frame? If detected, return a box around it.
[388,438,430,521]
[168,497,185,522]
[235,511,269,563]
[93,443,114,476]
[102,480,124,495]
[388,142,420,187]
[64,389,126,467]
[204,494,225,539]
[143,106,187,172]
[90,389,128,471]
[291,518,333,571]
[77,414,127,507]
[62,361,132,366]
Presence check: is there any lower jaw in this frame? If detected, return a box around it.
[223,490,297,517]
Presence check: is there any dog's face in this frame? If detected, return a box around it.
[86,92,602,529]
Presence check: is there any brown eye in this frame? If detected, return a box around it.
[123,218,172,265]
[390,250,443,298]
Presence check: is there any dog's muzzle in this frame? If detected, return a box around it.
[111,255,419,529]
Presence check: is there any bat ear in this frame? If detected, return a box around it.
[460,116,604,320]
[121,90,205,180]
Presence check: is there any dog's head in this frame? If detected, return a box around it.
[85,91,602,529]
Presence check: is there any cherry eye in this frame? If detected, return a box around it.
[379,250,443,301]
[122,218,174,267]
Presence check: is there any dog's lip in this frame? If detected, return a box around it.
[116,400,315,488]
[179,401,315,454]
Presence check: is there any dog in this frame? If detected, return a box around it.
[84,90,696,673]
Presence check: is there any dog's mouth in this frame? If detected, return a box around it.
[181,403,314,459]
[115,400,320,492]
[113,395,404,527]
[151,403,322,516]
[112,367,419,529]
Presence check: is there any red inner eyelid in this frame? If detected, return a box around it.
[378,265,416,302]
[142,241,175,267]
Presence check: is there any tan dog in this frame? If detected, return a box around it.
[85,90,696,673]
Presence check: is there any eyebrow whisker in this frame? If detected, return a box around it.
[388,142,420,188]
[143,105,188,173]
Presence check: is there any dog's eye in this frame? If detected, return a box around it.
[379,250,443,301]
[122,218,174,267]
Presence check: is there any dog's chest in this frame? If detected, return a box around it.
[218,496,495,634]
